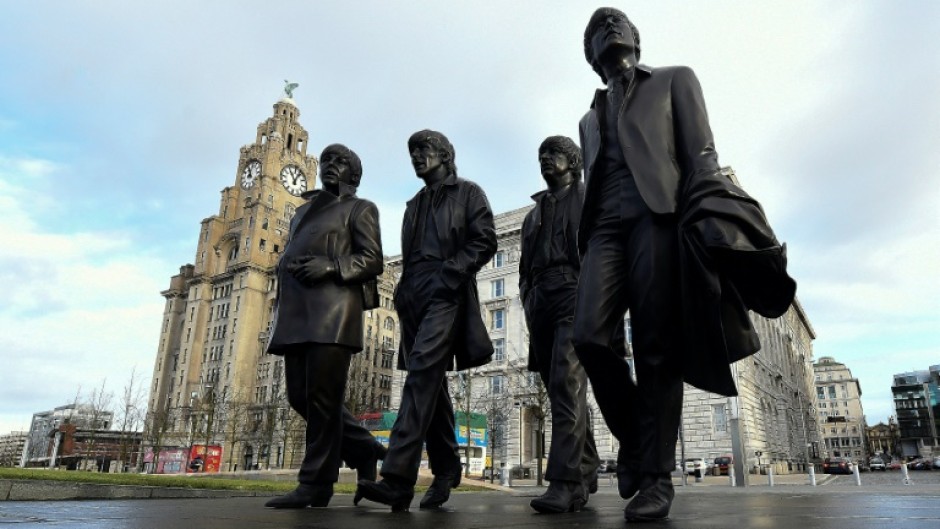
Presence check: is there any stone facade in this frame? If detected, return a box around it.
[389,205,620,475]
[678,301,821,475]
[866,420,900,461]
[813,356,868,463]
[0,431,26,467]
[144,98,398,472]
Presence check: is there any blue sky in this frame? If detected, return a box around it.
[0,1,937,434]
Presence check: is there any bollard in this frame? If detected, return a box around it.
[500,462,511,487]
[729,469,736,487]
[853,463,861,486]
[901,463,912,486]
[808,465,816,486]
[768,465,774,487]
[695,468,703,483]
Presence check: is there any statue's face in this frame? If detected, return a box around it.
[320,150,353,188]
[539,147,570,182]
[410,141,445,178]
[589,11,637,69]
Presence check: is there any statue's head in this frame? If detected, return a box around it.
[320,144,363,188]
[584,7,641,84]
[407,129,456,178]
[538,135,582,185]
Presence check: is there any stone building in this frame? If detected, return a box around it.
[347,266,400,416]
[144,95,398,472]
[389,205,620,476]
[891,365,940,458]
[386,195,820,478]
[677,300,820,475]
[866,419,900,461]
[813,356,868,463]
[0,432,27,467]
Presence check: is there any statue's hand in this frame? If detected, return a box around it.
[288,256,335,286]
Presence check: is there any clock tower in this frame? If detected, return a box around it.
[146,95,319,471]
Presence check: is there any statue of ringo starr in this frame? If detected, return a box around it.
[574,8,796,522]
[355,130,497,512]
[519,136,601,513]
[264,144,387,509]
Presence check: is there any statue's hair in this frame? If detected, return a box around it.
[538,136,583,179]
[583,7,641,84]
[407,129,457,176]
[320,144,363,186]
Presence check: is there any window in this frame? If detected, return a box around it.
[828,386,837,399]
[817,387,825,399]
[384,317,395,331]
[491,279,504,297]
[712,404,728,433]
[493,251,505,268]
[491,375,506,395]
[259,239,266,252]
[493,338,505,364]
[491,309,504,330]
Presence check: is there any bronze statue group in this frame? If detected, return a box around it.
[263,7,795,523]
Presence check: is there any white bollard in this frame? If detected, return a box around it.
[729,470,736,487]
[808,465,816,486]
[901,463,912,486]
[768,465,774,487]
[853,463,861,486]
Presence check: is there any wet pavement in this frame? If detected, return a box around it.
[3,482,940,529]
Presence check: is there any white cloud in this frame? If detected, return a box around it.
[0,155,167,433]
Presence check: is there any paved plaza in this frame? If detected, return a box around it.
[3,471,940,529]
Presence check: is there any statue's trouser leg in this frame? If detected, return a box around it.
[284,344,352,485]
[381,272,461,485]
[574,206,683,475]
[529,269,599,483]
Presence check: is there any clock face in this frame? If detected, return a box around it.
[280,165,307,196]
[240,160,261,189]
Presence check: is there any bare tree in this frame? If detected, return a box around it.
[143,406,174,473]
[192,381,223,472]
[451,372,474,477]
[472,379,515,482]
[115,368,146,472]
[507,360,549,486]
[219,390,249,471]
[82,379,115,471]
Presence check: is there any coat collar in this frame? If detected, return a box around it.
[301,182,358,201]
[530,181,576,203]
[590,64,652,109]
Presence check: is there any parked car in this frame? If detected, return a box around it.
[933,456,940,470]
[684,458,706,476]
[907,458,932,471]
[596,459,617,474]
[714,455,733,475]
[887,460,903,470]
[869,457,886,471]
[822,457,853,474]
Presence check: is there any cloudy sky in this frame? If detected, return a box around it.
[0,1,937,435]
